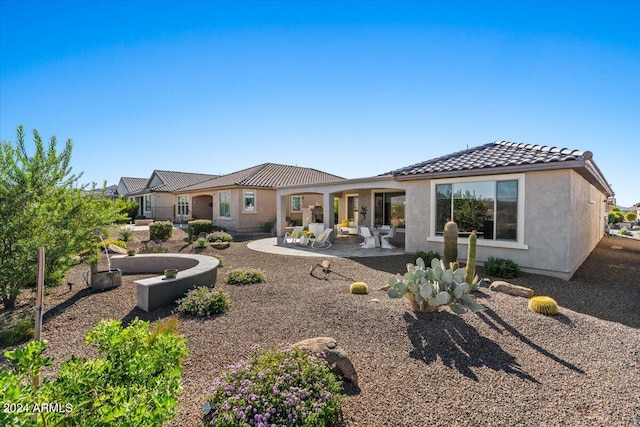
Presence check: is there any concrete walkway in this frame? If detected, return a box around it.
[247,236,407,258]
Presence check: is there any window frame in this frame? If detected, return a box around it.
[428,173,527,249]
[290,195,302,212]
[177,195,189,216]
[243,190,256,213]
[219,191,231,218]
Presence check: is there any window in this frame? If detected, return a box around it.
[177,195,189,216]
[243,191,256,212]
[291,195,302,212]
[374,192,405,228]
[219,191,231,218]
[434,178,519,241]
[144,194,152,212]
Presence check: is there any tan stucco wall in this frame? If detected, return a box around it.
[152,193,175,220]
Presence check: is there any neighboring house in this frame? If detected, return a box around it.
[276,141,614,280]
[176,163,344,232]
[117,171,218,220]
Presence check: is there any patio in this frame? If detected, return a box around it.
[247,233,406,258]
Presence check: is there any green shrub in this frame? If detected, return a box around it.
[194,237,208,248]
[608,210,624,224]
[226,268,265,285]
[414,250,441,266]
[618,228,632,236]
[97,239,127,249]
[150,220,173,241]
[484,256,520,279]
[624,211,637,222]
[263,221,275,233]
[0,317,34,349]
[0,318,188,427]
[203,346,343,426]
[175,287,229,317]
[119,228,133,242]
[207,231,233,243]
[188,220,213,243]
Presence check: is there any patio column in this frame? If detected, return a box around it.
[276,193,288,237]
[323,192,335,240]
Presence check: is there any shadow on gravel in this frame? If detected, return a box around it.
[43,288,93,324]
[120,305,176,326]
[350,254,415,274]
[405,310,540,383]
[478,308,584,374]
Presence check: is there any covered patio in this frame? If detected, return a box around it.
[276,176,409,253]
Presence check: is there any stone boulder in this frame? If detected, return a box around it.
[108,244,128,255]
[489,280,534,298]
[293,337,358,387]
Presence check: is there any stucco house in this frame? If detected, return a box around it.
[117,171,218,220]
[176,163,344,232]
[276,141,614,280]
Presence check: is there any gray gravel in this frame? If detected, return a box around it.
[7,232,640,426]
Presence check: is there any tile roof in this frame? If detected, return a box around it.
[119,177,148,194]
[149,170,219,192]
[388,141,591,176]
[180,163,345,192]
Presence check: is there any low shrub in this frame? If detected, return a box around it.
[150,220,173,240]
[263,221,275,233]
[194,237,208,248]
[0,317,34,349]
[207,231,233,243]
[97,239,127,249]
[175,287,229,317]
[484,256,520,279]
[188,220,214,243]
[226,268,265,285]
[119,228,134,242]
[0,318,188,426]
[202,346,344,426]
[618,228,632,236]
[414,250,441,266]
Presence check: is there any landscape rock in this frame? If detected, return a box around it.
[108,244,128,255]
[293,336,358,387]
[489,280,534,298]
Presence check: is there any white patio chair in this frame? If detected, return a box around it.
[381,226,396,249]
[359,227,376,249]
[309,228,333,249]
[283,226,304,245]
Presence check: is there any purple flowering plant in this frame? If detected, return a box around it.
[203,346,343,426]
[175,287,229,317]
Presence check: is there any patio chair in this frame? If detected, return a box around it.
[309,228,333,249]
[284,226,304,245]
[380,226,396,249]
[359,227,376,249]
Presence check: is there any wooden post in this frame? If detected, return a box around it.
[34,247,45,341]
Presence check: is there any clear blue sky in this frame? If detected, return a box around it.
[1,0,638,207]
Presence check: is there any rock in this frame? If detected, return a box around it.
[489,280,534,298]
[210,242,230,249]
[293,337,358,387]
[108,244,128,255]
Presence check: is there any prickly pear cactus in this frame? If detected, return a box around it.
[444,221,458,267]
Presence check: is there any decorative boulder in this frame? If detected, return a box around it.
[108,244,128,255]
[210,242,230,250]
[489,280,534,298]
[292,337,358,387]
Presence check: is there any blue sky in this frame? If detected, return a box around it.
[1,0,638,207]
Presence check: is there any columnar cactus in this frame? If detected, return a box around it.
[465,230,478,289]
[444,221,458,267]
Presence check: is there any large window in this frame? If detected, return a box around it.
[435,179,518,240]
[243,191,256,212]
[177,195,189,216]
[374,192,405,228]
[219,191,231,218]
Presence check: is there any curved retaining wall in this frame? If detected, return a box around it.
[111,254,220,312]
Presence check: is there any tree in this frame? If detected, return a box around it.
[624,211,637,222]
[608,206,624,225]
[0,126,123,309]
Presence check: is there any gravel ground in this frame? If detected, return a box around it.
[3,230,640,427]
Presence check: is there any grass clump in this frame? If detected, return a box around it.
[175,287,229,317]
[203,346,344,426]
[194,237,208,248]
[119,228,134,242]
[0,317,34,349]
[226,268,265,285]
[207,231,233,243]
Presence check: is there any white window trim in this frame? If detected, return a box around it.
[219,191,231,218]
[427,173,528,250]
[290,195,302,212]
[243,190,257,213]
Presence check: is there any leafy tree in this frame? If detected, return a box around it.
[608,207,624,224]
[624,211,637,222]
[114,196,139,223]
[0,126,123,309]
